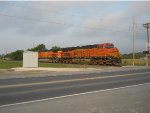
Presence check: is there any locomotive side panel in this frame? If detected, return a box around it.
[38,51,53,59]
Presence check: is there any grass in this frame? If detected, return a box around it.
[0,59,149,69]
[0,60,22,69]
[0,60,98,69]
[122,59,149,66]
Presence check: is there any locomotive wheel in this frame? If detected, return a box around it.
[99,59,104,65]
[89,59,94,65]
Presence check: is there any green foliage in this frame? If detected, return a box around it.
[5,50,24,60]
[0,54,5,58]
[4,44,47,61]
[28,44,47,51]
[0,60,22,69]
[122,59,148,66]
[51,46,61,52]
[0,61,99,69]
[122,52,145,59]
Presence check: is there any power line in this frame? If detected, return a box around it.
[0,12,111,32]
[143,23,150,66]
[0,3,147,34]
[4,3,145,32]
[0,12,76,26]
[0,12,146,37]
[0,3,84,18]
[132,16,135,66]
[0,3,79,23]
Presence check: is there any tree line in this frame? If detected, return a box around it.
[1,44,145,60]
[121,52,145,59]
[3,44,61,60]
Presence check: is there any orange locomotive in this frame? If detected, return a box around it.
[38,43,121,65]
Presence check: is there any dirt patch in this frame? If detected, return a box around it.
[0,66,148,79]
[0,66,120,78]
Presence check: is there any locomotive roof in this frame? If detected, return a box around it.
[61,44,97,51]
[39,43,114,52]
[61,43,114,51]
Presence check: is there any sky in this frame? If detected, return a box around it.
[0,1,150,54]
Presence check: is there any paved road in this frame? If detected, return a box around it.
[0,68,150,108]
[0,83,150,113]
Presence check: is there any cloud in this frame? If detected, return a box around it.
[130,2,150,15]
[0,1,76,36]
[0,1,150,54]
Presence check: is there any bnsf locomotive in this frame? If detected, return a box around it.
[38,43,121,65]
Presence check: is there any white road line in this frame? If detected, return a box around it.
[0,82,150,108]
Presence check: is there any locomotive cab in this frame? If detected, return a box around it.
[103,43,114,49]
[97,43,114,49]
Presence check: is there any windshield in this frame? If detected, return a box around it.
[104,45,114,48]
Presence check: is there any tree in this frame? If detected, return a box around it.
[51,46,61,52]
[0,54,4,59]
[5,50,24,60]
[121,52,145,59]
[28,44,47,51]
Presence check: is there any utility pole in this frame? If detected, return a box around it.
[132,16,135,66]
[143,23,150,66]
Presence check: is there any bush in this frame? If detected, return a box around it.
[5,50,23,60]
[28,44,47,51]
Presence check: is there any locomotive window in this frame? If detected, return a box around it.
[98,45,103,48]
[104,45,114,48]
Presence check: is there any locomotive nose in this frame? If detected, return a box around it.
[111,48,120,57]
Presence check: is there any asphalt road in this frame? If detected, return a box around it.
[0,68,150,109]
[1,83,150,113]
